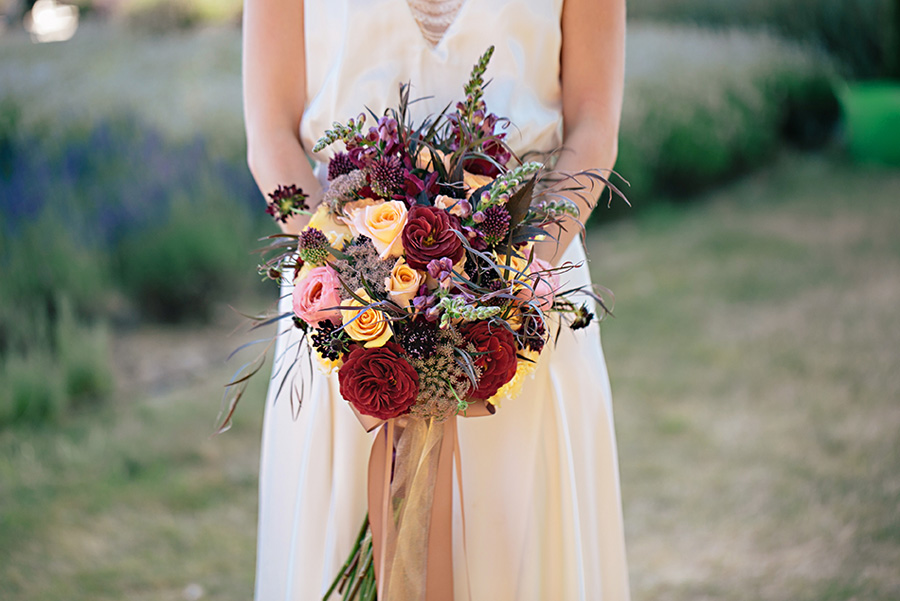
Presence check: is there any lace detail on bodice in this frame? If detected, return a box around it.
[406,0,465,46]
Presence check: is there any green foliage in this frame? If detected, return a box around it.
[55,299,114,408]
[601,25,839,219]
[0,299,111,428]
[628,0,899,79]
[115,198,263,322]
[0,349,66,427]
[123,0,204,33]
[840,82,900,166]
[0,211,111,337]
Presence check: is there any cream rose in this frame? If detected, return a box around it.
[386,257,424,309]
[341,289,393,348]
[348,200,407,259]
[307,203,352,243]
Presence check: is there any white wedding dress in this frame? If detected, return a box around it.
[254,0,631,599]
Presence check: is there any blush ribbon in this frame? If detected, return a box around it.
[364,401,493,600]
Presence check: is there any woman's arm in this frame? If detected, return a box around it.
[243,0,320,233]
[536,0,626,262]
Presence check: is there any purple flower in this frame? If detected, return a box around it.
[427,257,455,282]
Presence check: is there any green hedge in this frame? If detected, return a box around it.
[627,0,899,79]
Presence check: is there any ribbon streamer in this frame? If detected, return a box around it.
[366,416,458,600]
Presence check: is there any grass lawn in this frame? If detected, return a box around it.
[593,152,900,600]
[1,152,898,600]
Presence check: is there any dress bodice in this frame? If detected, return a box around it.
[407,0,466,47]
[300,0,564,162]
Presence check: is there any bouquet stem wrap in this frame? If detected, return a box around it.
[367,415,463,601]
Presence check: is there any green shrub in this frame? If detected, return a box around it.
[0,211,111,333]
[55,298,113,408]
[627,0,899,79]
[0,350,66,427]
[120,0,243,32]
[123,0,204,33]
[115,197,263,322]
[601,25,839,217]
[0,298,112,427]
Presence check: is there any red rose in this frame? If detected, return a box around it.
[401,205,465,270]
[462,320,518,400]
[338,342,420,420]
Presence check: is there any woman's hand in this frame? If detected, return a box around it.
[535,0,626,264]
[243,0,320,234]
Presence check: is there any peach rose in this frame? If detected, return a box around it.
[292,265,343,326]
[386,257,424,309]
[463,171,494,197]
[341,289,393,348]
[434,194,472,218]
[348,200,407,259]
[415,147,450,172]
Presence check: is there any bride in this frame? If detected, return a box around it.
[243,0,629,599]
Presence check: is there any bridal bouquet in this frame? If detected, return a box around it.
[223,47,623,601]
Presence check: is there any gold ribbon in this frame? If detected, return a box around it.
[366,402,492,600]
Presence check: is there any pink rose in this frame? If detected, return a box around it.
[519,258,560,311]
[292,265,344,326]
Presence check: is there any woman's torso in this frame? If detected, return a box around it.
[300,0,565,163]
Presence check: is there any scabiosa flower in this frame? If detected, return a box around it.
[479,205,511,246]
[395,317,440,359]
[367,155,406,199]
[298,227,330,265]
[310,321,351,360]
[266,184,308,223]
[571,304,594,330]
[327,152,356,181]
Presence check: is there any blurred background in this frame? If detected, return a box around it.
[1,1,898,599]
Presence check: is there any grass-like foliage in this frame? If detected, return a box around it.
[628,0,899,79]
[0,298,112,427]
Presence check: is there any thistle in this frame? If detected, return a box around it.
[328,152,356,181]
[479,205,511,246]
[298,227,330,265]
[266,184,309,223]
[367,155,405,198]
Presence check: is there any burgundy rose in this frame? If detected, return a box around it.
[338,342,419,420]
[401,205,465,270]
[462,320,518,400]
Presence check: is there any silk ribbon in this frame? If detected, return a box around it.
[365,402,492,600]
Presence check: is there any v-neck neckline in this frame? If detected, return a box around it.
[399,0,475,55]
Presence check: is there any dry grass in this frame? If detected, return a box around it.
[592,152,900,600]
